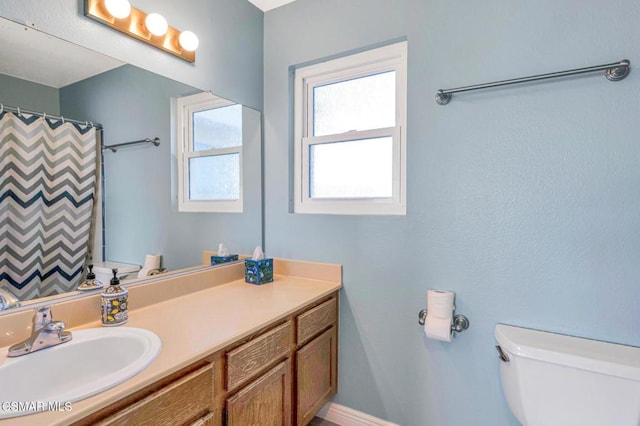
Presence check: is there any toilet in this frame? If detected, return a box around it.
[92,261,141,285]
[495,324,640,426]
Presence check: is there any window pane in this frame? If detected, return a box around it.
[189,154,240,200]
[193,104,242,151]
[313,71,395,136]
[310,137,392,198]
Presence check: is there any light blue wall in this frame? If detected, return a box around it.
[0,74,60,113]
[0,0,263,109]
[60,65,263,269]
[264,0,640,425]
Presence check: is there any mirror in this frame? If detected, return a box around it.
[0,17,263,306]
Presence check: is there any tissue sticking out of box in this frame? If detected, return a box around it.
[252,245,265,260]
[211,244,238,265]
[245,246,273,285]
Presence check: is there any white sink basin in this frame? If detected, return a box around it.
[0,327,162,418]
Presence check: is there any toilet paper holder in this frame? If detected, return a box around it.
[418,309,470,334]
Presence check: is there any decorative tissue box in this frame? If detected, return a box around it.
[244,258,274,285]
[211,254,239,265]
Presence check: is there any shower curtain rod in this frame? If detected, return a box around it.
[435,58,631,105]
[102,137,160,153]
[0,103,103,129]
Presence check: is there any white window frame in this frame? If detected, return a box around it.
[176,91,243,213]
[294,41,407,215]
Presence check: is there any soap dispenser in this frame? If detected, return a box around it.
[101,268,128,326]
[77,264,102,291]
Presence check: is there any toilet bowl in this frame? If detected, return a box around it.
[92,261,141,285]
[495,324,640,426]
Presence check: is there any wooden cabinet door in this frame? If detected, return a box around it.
[296,326,337,426]
[226,359,292,426]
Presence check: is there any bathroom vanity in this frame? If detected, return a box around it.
[76,293,338,425]
[0,258,341,426]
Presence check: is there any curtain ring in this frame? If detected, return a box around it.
[89,121,94,128]
[61,116,65,124]
[85,121,88,129]
[0,104,3,114]
[17,107,21,116]
[43,112,47,120]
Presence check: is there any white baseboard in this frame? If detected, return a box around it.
[317,402,399,426]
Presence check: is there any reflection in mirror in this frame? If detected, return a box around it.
[0,17,262,308]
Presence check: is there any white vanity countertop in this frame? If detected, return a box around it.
[0,261,342,426]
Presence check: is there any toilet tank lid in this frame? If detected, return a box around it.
[92,261,141,274]
[495,324,640,381]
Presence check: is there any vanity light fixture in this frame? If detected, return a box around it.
[179,31,199,52]
[85,0,197,63]
[145,13,168,37]
[103,0,131,19]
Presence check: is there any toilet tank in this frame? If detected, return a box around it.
[495,324,640,426]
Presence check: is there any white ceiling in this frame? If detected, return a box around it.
[247,0,297,12]
[0,18,125,89]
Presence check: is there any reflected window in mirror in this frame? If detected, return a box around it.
[176,92,243,212]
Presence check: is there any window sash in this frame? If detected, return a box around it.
[183,146,243,192]
[176,92,243,213]
[185,146,242,159]
[311,70,396,137]
[183,96,237,153]
[191,105,243,152]
[294,41,407,215]
[180,147,243,212]
[302,126,400,202]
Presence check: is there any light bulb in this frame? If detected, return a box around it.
[179,31,199,52]
[104,0,131,19]
[145,13,168,36]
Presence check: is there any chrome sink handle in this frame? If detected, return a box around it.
[0,288,20,311]
[8,306,72,357]
[45,320,66,332]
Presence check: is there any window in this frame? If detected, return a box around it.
[294,41,407,215]
[176,92,243,212]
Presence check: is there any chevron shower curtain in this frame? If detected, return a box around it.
[0,112,98,300]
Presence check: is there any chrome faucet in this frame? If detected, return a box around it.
[7,306,72,357]
[0,288,20,311]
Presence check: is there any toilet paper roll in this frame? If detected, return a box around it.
[424,316,453,342]
[427,290,455,318]
[142,254,161,270]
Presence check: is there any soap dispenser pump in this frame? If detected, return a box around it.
[77,264,102,291]
[101,268,128,326]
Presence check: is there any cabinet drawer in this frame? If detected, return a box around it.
[97,363,213,426]
[226,320,293,392]
[296,297,337,346]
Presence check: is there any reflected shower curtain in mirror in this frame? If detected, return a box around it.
[0,111,98,300]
